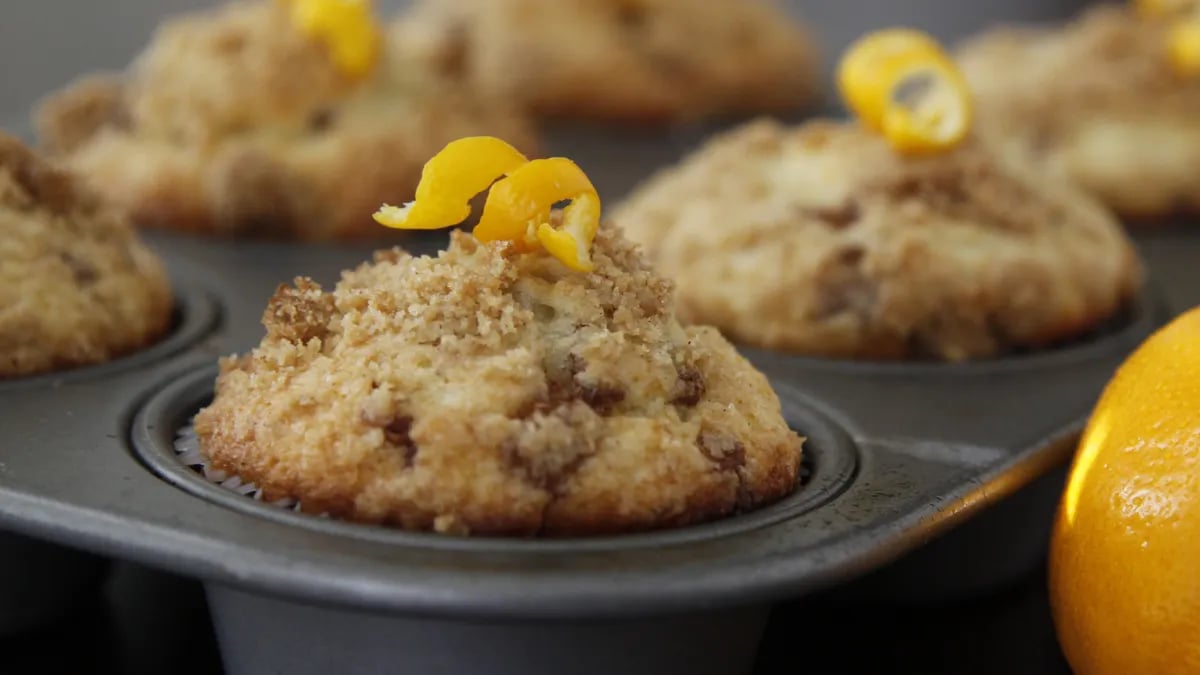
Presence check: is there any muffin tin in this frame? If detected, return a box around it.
[0,204,1169,674]
[0,279,221,633]
[0,1,1184,671]
[1135,228,1200,316]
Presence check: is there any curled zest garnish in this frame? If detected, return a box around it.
[837,29,973,155]
[279,0,382,78]
[1168,20,1200,76]
[374,137,529,230]
[1134,0,1200,76]
[476,158,601,272]
[373,137,603,273]
[1135,0,1195,18]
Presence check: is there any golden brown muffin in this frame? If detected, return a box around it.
[613,119,1143,361]
[395,0,820,125]
[194,223,802,535]
[957,5,1200,221]
[36,0,538,240]
[0,133,172,378]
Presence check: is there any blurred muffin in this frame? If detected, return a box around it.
[957,5,1200,221]
[396,0,820,125]
[0,133,172,378]
[36,0,537,240]
[194,223,802,535]
[613,119,1142,361]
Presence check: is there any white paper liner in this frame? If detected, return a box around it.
[174,423,317,513]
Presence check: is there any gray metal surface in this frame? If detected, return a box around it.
[208,585,768,675]
[0,1,1178,672]
[1135,230,1200,315]
[0,226,1164,671]
[828,463,1071,605]
[0,223,1165,616]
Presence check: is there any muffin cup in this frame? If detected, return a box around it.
[0,215,1166,671]
[0,277,219,635]
[116,277,1152,672]
[0,280,220,393]
[115,357,1029,675]
[131,361,863,675]
[1133,226,1200,316]
[207,585,769,675]
[738,283,1164,605]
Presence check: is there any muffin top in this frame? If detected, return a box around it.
[613,119,1143,361]
[0,133,172,378]
[36,0,537,239]
[957,5,1200,218]
[194,223,802,536]
[395,0,820,124]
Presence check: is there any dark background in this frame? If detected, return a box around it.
[0,560,1069,674]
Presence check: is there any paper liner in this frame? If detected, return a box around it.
[174,423,308,512]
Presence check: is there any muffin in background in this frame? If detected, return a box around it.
[613,118,1142,361]
[195,223,802,536]
[0,133,172,378]
[395,0,821,125]
[957,4,1200,222]
[35,0,537,240]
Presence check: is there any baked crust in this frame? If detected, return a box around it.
[957,5,1200,220]
[395,0,820,124]
[613,119,1143,361]
[36,1,538,240]
[0,134,172,377]
[195,224,802,535]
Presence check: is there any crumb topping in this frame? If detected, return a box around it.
[196,223,801,534]
[0,134,172,376]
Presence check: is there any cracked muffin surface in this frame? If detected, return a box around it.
[194,224,802,535]
[0,133,172,377]
[35,0,537,240]
[395,0,819,124]
[957,5,1200,221]
[613,119,1142,361]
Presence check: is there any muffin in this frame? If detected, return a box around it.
[395,0,820,125]
[35,0,537,240]
[957,4,1200,221]
[194,221,802,535]
[0,133,172,378]
[612,118,1143,361]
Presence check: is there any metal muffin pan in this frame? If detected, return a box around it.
[0,4,1175,673]
[0,217,1169,673]
[0,279,221,634]
[1135,228,1200,316]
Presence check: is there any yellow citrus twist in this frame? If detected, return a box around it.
[837,28,973,154]
[374,137,602,272]
[280,0,382,78]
